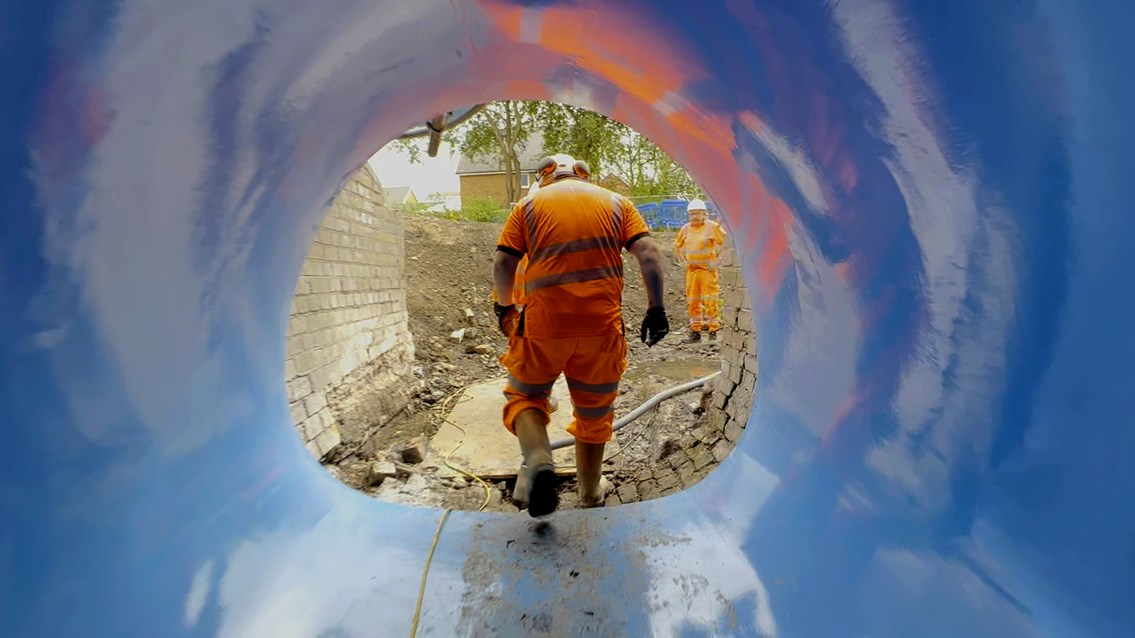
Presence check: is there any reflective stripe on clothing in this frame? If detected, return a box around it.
[566,377,620,394]
[525,264,624,293]
[530,236,620,262]
[496,179,651,338]
[575,404,614,418]
[523,198,537,251]
[500,333,627,445]
[507,374,555,397]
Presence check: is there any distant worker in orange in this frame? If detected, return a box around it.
[674,198,728,343]
[493,153,669,517]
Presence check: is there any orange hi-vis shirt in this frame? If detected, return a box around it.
[675,220,727,268]
[497,179,651,338]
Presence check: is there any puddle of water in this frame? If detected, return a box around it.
[624,358,718,384]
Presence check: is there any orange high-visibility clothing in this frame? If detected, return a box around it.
[500,333,626,444]
[496,179,651,442]
[512,256,528,306]
[675,220,727,332]
[497,180,651,338]
[675,220,727,268]
[685,268,722,332]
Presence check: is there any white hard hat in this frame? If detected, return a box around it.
[687,198,707,212]
[528,180,540,195]
[537,153,591,185]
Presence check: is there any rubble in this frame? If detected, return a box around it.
[368,461,397,486]
[399,444,424,464]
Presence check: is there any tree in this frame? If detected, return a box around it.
[391,101,539,205]
[460,101,542,205]
[535,103,628,178]
[534,103,699,198]
[389,100,700,203]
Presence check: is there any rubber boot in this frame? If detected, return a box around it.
[512,408,558,517]
[576,440,609,507]
[681,330,702,344]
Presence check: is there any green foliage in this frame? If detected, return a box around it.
[535,103,627,177]
[387,100,702,203]
[390,132,458,165]
[456,101,542,205]
[453,197,509,223]
[395,201,433,215]
[534,102,700,198]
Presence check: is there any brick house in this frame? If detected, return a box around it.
[596,172,632,195]
[456,136,546,208]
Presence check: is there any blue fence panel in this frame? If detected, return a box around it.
[636,202,661,229]
[639,199,721,230]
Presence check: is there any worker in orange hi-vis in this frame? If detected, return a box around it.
[493,153,669,517]
[490,181,562,414]
[674,198,728,343]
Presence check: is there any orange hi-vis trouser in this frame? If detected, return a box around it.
[500,332,627,445]
[685,265,722,332]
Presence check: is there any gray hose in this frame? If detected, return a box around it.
[549,371,720,451]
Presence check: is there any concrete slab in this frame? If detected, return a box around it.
[428,377,620,479]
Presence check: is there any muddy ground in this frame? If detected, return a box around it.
[327,214,730,513]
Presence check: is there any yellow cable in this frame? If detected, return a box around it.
[409,507,449,638]
[435,380,497,511]
[409,378,504,636]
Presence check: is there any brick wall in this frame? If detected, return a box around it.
[708,236,757,445]
[459,172,538,208]
[286,164,415,460]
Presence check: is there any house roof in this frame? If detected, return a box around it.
[455,134,546,175]
[383,186,413,204]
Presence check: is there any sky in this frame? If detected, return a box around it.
[367,140,460,201]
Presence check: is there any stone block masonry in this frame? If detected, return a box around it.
[285,164,415,460]
[604,233,759,506]
[712,234,758,447]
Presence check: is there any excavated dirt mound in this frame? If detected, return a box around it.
[328,214,734,512]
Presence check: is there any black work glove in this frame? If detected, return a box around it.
[639,306,669,347]
[494,302,518,337]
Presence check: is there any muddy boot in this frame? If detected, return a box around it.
[575,440,609,507]
[681,330,702,344]
[515,461,558,517]
[580,476,612,508]
[513,409,558,517]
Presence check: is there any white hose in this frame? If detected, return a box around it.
[548,371,721,451]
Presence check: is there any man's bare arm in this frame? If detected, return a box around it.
[629,236,665,308]
[494,250,521,305]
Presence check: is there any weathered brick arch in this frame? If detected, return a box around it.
[285,164,415,459]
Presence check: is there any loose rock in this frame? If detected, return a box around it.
[400,444,424,464]
[368,461,398,486]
